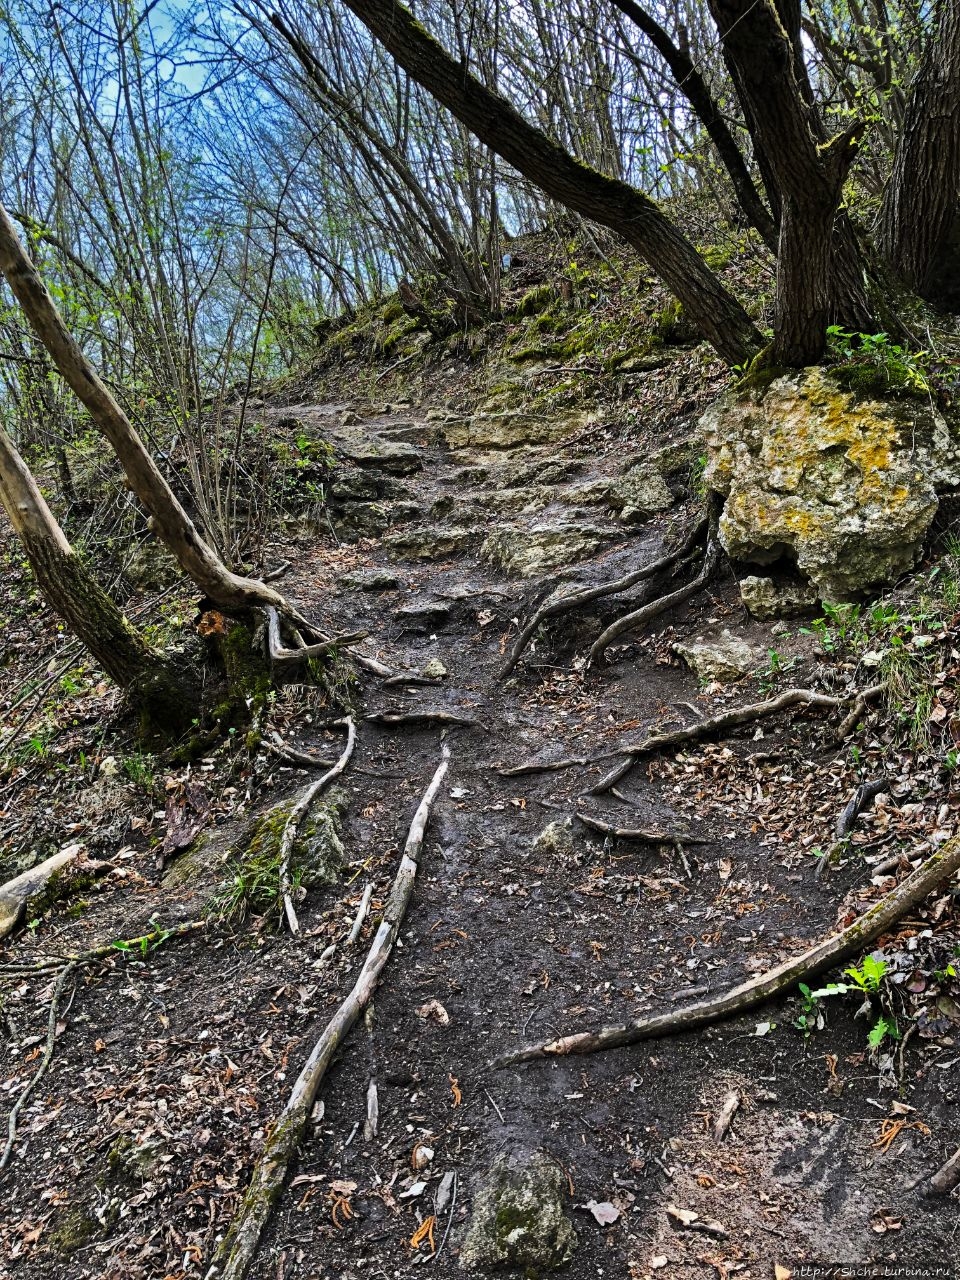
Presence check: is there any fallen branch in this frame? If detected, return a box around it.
[0,920,205,978]
[711,1089,741,1142]
[490,834,960,1067]
[205,745,451,1280]
[0,848,79,940]
[587,538,720,667]
[499,515,708,680]
[576,813,707,844]
[0,961,76,1170]
[926,1146,960,1197]
[278,717,356,935]
[589,684,885,795]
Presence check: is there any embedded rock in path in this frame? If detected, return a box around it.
[383,525,480,560]
[459,1151,578,1273]
[608,462,674,524]
[739,575,819,620]
[395,600,454,632]
[480,523,616,578]
[338,435,423,475]
[674,629,762,683]
[702,367,960,599]
[533,818,577,861]
[336,567,402,592]
[440,411,581,450]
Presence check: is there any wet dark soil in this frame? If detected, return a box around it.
[2,400,958,1280]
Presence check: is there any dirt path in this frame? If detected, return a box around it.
[1,401,957,1279]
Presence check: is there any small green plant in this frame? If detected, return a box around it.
[793,956,898,1049]
[826,326,930,395]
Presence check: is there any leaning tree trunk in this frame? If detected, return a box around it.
[0,422,192,732]
[880,0,960,301]
[0,204,305,622]
[339,0,763,367]
[707,0,869,364]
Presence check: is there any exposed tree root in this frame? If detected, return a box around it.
[278,717,357,935]
[265,606,367,668]
[365,710,477,728]
[587,537,720,668]
[204,745,451,1280]
[491,835,960,1067]
[576,813,707,844]
[925,1146,960,1196]
[495,756,589,777]
[588,684,885,795]
[499,515,708,680]
[0,920,205,978]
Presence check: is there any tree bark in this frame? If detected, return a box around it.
[706,0,868,364]
[607,0,777,251]
[0,421,191,730]
[880,0,960,300]
[339,0,763,367]
[0,204,306,621]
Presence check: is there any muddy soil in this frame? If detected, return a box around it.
[2,400,958,1280]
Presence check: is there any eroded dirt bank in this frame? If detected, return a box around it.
[2,396,958,1280]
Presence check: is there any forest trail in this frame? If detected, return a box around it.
[3,396,957,1279]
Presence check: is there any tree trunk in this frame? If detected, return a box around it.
[339,0,763,367]
[0,422,192,732]
[880,0,960,301]
[0,204,306,622]
[706,0,868,364]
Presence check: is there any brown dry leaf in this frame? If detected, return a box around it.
[417,999,450,1025]
[583,1199,620,1225]
[449,1073,462,1107]
[666,1203,699,1227]
[775,1266,793,1280]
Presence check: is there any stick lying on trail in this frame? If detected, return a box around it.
[490,834,960,1067]
[205,744,451,1280]
[499,514,708,680]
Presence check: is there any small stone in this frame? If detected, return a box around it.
[460,1151,578,1273]
[609,464,674,522]
[422,658,448,679]
[674,629,762,683]
[533,818,576,859]
[336,567,401,592]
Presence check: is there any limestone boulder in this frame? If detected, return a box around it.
[383,526,480,560]
[702,368,960,600]
[460,1151,577,1273]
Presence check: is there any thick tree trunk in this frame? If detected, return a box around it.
[0,204,304,621]
[607,0,777,251]
[880,0,960,300]
[339,0,763,367]
[707,0,868,364]
[0,422,191,731]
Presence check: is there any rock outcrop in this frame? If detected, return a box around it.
[702,368,960,599]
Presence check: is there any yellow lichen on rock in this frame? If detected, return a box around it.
[701,367,960,599]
